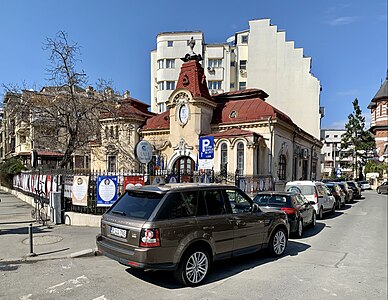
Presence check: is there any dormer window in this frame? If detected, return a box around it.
[230,111,237,118]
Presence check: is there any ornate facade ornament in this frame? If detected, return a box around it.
[173,138,194,151]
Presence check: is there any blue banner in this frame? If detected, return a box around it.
[97,176,118,207]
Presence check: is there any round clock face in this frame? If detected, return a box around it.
[179,104,189,124]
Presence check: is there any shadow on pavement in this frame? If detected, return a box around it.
[0,263,19,272]
[322,211,344,220]
[291,222,325,238]
[0,220,35,225]
[125,240,311,289]
[0,225,52,235]
[339,204,352,211]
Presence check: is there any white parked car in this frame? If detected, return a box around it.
[358,180,371,191]
[285,181,336,219]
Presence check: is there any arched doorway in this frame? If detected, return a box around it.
[173,156,195,182]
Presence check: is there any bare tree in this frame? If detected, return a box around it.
[3,31,117,168]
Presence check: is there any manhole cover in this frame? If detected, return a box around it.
[22,235,63,245]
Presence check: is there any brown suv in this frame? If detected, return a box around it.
[96,183,289,286]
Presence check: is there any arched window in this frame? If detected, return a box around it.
[237,142,244,173]
[220,143,228,173]
[278,154,286,180]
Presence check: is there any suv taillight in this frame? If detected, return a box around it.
[313,193,318,204]
[140,228,161,248]
[281,207,297,215]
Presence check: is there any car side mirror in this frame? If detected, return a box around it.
[251,203,259,213]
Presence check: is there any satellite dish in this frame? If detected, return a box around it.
[379,156,385,162]
[226,36,235,43]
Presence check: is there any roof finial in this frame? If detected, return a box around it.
[188,37,195,55]
[181,36,203,62]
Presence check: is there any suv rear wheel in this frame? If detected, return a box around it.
[296,219,303,238]
[318,207,323,219]
[174,246,210,287]
[311,212,316,228]
[268,227,287,257]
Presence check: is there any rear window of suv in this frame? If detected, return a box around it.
[254,194,290,207]
[155,191,207,220]
[286,185,315,195]
[108,191,164,220]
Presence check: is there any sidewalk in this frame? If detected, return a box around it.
[0,190,100,263]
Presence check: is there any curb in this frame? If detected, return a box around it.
[0,248,99,265]
[67,248,98,258]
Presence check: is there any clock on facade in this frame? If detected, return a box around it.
[179,103,189,124]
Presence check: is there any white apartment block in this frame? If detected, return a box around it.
[150,19,322,139]
[320,129,352,177]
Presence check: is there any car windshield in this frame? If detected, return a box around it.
[347,182,356,187]
[253,194,290,207]
[286,185,315,195]
[107,190,164,220]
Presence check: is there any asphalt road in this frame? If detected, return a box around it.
[1,190,387,300]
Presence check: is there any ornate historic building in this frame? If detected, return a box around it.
[92,42,322,189]
[368,75,388,161]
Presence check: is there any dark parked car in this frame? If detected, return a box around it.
[253,191,316,238]
[96,183,289,286]
[347,181,362,199]
[325,182,346,209]
[377,181,388,194]
[337,182,354,203]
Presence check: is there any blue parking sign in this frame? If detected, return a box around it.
[199,136,214,159]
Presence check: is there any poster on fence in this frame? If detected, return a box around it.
[46,175,52,197]
[122,176,144,193]
[72,176,89,206]
[52,175,59,192]
[97,176,118,207]
[150,175,165,185]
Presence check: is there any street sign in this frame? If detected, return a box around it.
[336,168,342,177]
[199,136,214,159]
[198,158,214,170]
[134,140,153,164]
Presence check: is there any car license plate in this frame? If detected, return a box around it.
[110,226,127,238]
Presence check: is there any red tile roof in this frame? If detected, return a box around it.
[142,110,170,130]
[38,150,64,157]
[17,151,64,157]
[212,90,293,126]
[100,97,154,119]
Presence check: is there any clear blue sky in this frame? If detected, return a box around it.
[0,0,386,130]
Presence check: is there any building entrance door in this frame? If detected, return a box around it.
[174,156,195,182]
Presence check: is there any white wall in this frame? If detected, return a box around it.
[247,19,321,139]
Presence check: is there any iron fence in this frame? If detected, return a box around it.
[13,169,274,216]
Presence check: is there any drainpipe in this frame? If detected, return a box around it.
[292,129,297,181]
[268,117,273,176]
[310,143,315,180]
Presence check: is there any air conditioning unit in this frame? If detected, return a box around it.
[207,66,214,72]
[302,148,309,159]
[240,69,246,75]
